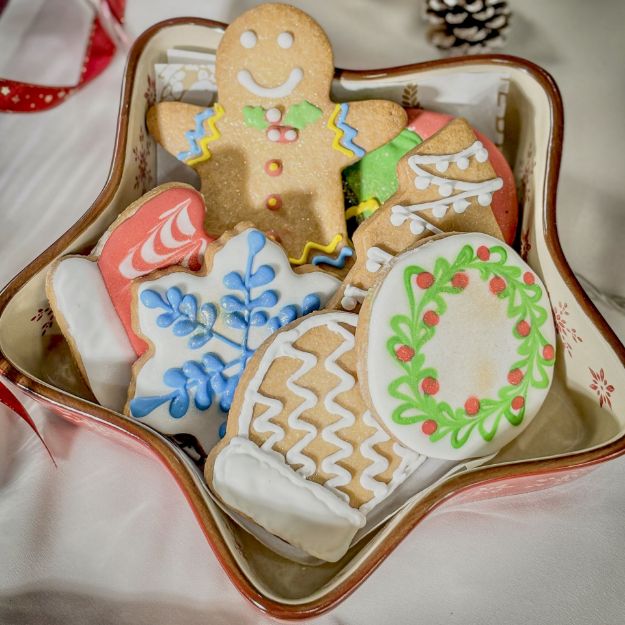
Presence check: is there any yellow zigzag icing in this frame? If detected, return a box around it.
[345,198,380,221]
[327,104,353,158]
[289,234,343,266]
[187,103,225,166]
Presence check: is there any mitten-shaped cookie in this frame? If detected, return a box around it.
[206,311,425,562]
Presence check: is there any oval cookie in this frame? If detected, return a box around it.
[357,232,556,460]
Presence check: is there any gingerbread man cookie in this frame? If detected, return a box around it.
[147,3,407,268]
[126,224,341,452]
[357,232,556,460]
[46,184,211,411]
[205,311,425,562]
[331,118,506,312]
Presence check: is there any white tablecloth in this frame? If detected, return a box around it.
[2,1,625,623]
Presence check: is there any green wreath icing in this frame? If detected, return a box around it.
[387,242,555,450]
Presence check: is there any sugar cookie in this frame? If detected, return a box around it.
[126,225,341,451]
[357,232,556,460]
[205,311,424,561]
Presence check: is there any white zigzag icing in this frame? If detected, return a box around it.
[281,342,319,478]
[320,321,357,500]
[359,410,391,499]
[359,411,426,514]
[249,393,285,452]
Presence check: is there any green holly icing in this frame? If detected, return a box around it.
[282,100,322,130]
[242,106,268,130]
[343,128,422,210]
[386,243,554,450]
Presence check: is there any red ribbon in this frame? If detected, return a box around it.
[0,0,126,113]
[0,379,56,466]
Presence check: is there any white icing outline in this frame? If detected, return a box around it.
[237,67,303,98]
[341,285,367,311]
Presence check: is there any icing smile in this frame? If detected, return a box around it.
[237,67,303,98]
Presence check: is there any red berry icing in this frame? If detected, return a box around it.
[477,246,490,261]
[523,271,535,285]
[489,276,506,294]
[516,320,531,337]
[464,396,480,416]
[395,345,415,362]
[422,419,438,435]
[421,377,439,395]
[543,344,555,360]
[264,159,283,177]
[416,272,435,289]
[511,396,525,411]
[423,310,439,326]
[507,368,524,385]
[451,272,469,289]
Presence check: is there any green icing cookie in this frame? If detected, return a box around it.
[343,128,422,206]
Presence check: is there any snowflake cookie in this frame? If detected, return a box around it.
[205,311,427,562]
[127,225,341,452]
[357,232,556,461]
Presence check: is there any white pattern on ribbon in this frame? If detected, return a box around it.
[118,198,200,279]
[341,285,368,311]
[320,322,357,499]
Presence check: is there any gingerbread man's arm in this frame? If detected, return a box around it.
[333,100,407,166]
[147,102,222,165]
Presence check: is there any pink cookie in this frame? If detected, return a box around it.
[406,109,518,244]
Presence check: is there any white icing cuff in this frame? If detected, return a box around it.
[213,437,365,562]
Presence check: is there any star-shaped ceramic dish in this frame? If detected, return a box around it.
[1,18,624,620]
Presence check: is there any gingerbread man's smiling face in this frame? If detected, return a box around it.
[216,3,334,110]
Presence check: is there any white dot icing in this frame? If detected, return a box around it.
[267,128,281,142]
[277,31,294,49]
[240,30,257,49]
[266,107,281,123]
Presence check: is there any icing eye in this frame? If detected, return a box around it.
[277,31,293,49]
[240,30,257,49]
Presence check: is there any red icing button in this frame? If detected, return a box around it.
[422,419,438,435]
[421,377,439,395]
[264,159,283,176]
[543,344,555,360]
[516,320,531,337]
[451,272,469,289]
[265,194,282,211]
[511,396,525,410]
[508,368,524,385]
[416,272,435,289]
[464,396,480,416]
[489,276,506,294]
[423,310,439,326]
[477,245,490,261]
[396,345,415,362]
[523,271,535,285]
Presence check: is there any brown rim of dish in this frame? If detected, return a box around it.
[1,16,624,620]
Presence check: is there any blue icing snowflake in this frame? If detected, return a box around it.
[129,230,326,429]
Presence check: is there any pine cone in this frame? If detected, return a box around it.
[423,0,511,54]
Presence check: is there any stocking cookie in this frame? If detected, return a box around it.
[46,184,211,411]
[344,109,518,243]
[206,311,425,562]
[332,118,505,312]
[357,232,556,460]
[147,3,407,268]
[127,225,341,452]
